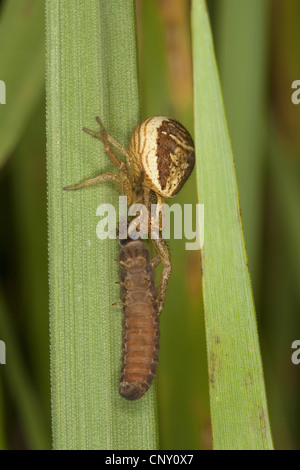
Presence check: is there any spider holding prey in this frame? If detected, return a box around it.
[64,116,195,315]
[64,116,195,400]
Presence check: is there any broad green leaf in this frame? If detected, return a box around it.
[46,0,158,450]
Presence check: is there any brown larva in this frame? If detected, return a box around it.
[117,236,159,401]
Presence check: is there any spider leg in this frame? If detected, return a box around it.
[83,117,133,204]
[96,117,129,157]
[64,173,122,191]
[65,118,134,203]
[150,255,161,269]
[151,237,171,314]
[83,117,129,170]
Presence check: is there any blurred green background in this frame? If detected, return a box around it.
[0,0,300,450]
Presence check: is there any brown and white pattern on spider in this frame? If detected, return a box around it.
[129,116,195,198]
[117,237,159,401]
[64,115,195,314]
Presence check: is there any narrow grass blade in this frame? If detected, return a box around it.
[46,0,158,450]
[0,0,44,166]
[191,0,273,449]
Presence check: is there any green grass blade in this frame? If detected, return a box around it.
[0,0,44,167]
[46,0,158,450]
[191,0,273,449]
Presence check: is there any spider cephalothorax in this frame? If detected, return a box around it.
[64,116,195,314]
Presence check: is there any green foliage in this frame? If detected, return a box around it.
[1,0,300,451]
[46,0,158,450]
[0,0,44,166]
[191,0,273,449]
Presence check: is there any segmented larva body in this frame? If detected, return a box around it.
[118,238,159,401]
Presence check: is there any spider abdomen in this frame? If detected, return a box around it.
[129,115,195,198]
[119,239,160,401]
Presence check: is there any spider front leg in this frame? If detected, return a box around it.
[64,169,133,201]
[64,172,122,192]
[151,237,172,314]
[83,116,129,171]
[64,117,133,204]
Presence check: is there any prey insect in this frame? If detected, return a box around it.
[117,236,159,401]
[64,116,195,400]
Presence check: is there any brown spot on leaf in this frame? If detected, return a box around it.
[245,371,254,388]
[237,203,243,226]
[209,351,216,387]
[259,406,267,443]
[200,250,204,276]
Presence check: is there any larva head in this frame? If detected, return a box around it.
[128,116,195,198]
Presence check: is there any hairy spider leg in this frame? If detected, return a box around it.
[151,237,171,314]
[64,117,133,204]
